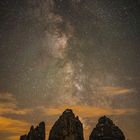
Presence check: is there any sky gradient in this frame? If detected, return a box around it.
[0,0,140,140]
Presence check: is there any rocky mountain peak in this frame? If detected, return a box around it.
[19,110,126,140]
[20,121,45,140]
[48,109,84,140]
[89,116,125,140]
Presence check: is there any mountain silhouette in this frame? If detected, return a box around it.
[20,121,45,140]
[19,109,125,140]
[49,109,84,140]
[90,116,125,140]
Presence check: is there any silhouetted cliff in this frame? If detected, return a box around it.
[20,121,45,140]
[89,116,125,140]
[19,110,126,140]
[48,109,84,140]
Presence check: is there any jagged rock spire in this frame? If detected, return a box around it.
[19,111,126,140]
[48,109,84,140]
[89,116,125,140]
[20,121,45,140]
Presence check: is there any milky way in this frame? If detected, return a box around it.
[0,0,140,140]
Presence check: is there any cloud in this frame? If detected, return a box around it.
[40,105,138,118]
[0,116,30,134]
[0,116,30,140]
[7,135,20,140]
[0,93,32,140]
[0,93,32,115]
[0,93,16,103]
[0,114,52,140]
[0,103,31,116]
[98,86,135,96]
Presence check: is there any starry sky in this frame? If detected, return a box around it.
[0,0,140,140]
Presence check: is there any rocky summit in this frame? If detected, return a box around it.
[19,110,126,140]
[48,109,84,140]
[89,116,125,140]
[20,121,45,140]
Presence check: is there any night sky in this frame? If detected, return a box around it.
[0,0,140,140]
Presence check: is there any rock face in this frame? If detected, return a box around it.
[89,116,125,140]
[20,135,27,140]
[48,109,84,140]
[20,121,45,140]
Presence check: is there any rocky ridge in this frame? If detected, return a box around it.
[48,109,84,140]
[89,116,125,140]
[20,121,45,140]
[19,109,125,140]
